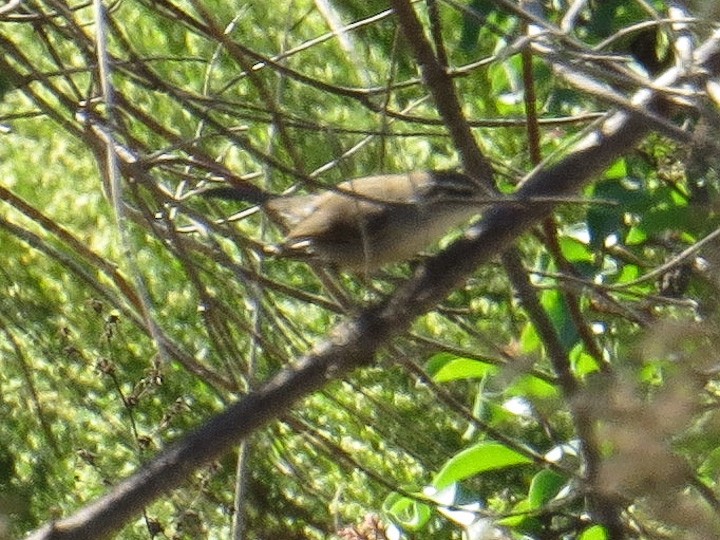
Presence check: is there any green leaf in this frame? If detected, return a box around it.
[496,497,532,529]
[625,225,647,245]
[527,469,567,508]
[520,322,541,354]
[382,492,432,530]
[615,263,641,285]
[430,357,498,382]
[579,524,610,540]
[499,469,568,534]
[571,347,601,377]
[508,375,559,400]
[604,158,628,180]
[540,288,580,351]
[558,235,593,264]
[433,442,533,489]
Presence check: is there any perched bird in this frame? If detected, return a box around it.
[201,171,487,273]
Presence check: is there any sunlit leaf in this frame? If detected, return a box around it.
[528,469,567,508]
[579,525,610,540]
[429,356,498,382]
[382,492,433,531]
[433,442,533,489]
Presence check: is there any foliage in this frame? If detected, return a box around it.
[0,0,719,539]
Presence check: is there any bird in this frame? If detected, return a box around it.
[200,170,488,273]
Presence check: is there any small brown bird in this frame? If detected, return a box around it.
[202,171,486,273]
